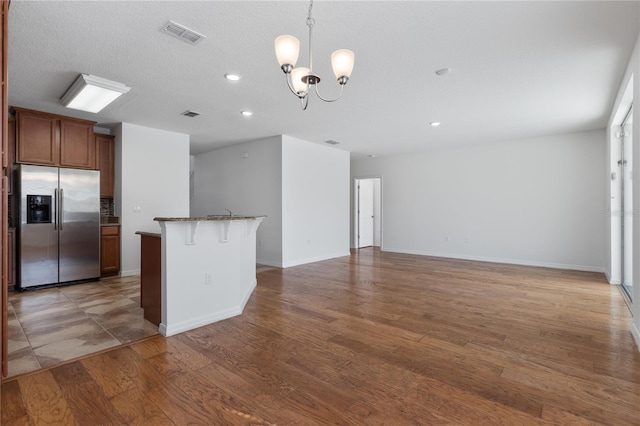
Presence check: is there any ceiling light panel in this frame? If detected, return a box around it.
[60,74,130,113]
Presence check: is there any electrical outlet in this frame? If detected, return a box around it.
[445,236,450,242]
[465,236,471,243]
[205,272,214,285]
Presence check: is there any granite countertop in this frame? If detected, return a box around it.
[154,215,265,222]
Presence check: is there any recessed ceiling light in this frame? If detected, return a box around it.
[241,110,253,116]
[435,68,451,76]
[225,73,241,81]
[430,122,441,127]
[324,140,340,145]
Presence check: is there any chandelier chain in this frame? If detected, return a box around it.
[307,0,315,27]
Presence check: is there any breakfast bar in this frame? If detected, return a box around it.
[149,215,265,337]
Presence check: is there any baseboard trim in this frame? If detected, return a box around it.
[382,247,605,274]
[256,259,282,268]
[632,323,640,352]
[119,269,141,277]
[159,279,257,337]
[282,251,351,268]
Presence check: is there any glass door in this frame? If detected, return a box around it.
[621,106,633,301]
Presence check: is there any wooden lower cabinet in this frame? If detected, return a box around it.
[100,225,120,277]
[7,228,14,291]
[137,232,161,326]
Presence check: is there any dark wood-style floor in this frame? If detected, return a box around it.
[2,248,640,425]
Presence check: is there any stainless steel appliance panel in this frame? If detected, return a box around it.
[19,165,59,287]
[19,165,101,289]
[58,168,100,283]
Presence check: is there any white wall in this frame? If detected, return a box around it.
[192,136,283,266]
[281,136,351,267]
[610,31,640,349]
[352,130,606,272]
[115,122,190,275]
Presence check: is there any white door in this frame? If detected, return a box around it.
[358,179,374,248]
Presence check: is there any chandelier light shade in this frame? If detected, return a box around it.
[275,35,300,68]
[291,67,310,95]
[60,74,130,113]
[275,0,354,110]
[331,49,355,82]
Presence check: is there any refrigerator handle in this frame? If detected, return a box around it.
[54,189,58,230]
[59,188,64,230]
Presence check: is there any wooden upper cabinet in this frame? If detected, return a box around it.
[96,134,115,197]
[60,118,95,169]
[15,109,58,165]
[13,107,96,169]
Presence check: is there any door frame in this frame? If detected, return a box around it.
[353,176,383,250]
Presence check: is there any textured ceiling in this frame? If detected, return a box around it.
[7,1,640,158]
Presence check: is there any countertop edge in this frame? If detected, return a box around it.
[154,216,266,222]
[136,231,161,237]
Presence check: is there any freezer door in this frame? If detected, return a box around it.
[59,168,100,283]
[19,165,60,288]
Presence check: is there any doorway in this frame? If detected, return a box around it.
[355,178,381,249]
[621,106,633,301]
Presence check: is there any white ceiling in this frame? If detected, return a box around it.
[7,1,640,158]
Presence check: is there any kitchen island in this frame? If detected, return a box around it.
[151,215,265,337]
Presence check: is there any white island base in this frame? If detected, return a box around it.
[155,216,264,337]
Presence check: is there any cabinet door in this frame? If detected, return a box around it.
[6,117,13,195]
[6,228,13,290]
[16,110,58,165]
[60,119,95,169]
[96,134,114,197]
[100,226,120,276]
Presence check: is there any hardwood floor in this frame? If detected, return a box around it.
[3,248,640,425]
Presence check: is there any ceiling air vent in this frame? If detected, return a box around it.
[325,140,340,145]
[161,20,206,45]
[181,110,201,118]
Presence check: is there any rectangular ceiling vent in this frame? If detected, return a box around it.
[325,139,340,145]
[161,20,206,45]
[181,110,201,118]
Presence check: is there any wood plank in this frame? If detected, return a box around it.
[1,379,28,424]
[17,370,77,425]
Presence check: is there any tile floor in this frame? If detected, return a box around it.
[7,275,159,378]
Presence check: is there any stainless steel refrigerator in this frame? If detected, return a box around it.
[18,165,100,289]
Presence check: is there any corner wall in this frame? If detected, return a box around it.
[115,123,190,275]
[192,135,351,268]
[192,136,283,266]
[351,130,606,272]
[281,136,351,267]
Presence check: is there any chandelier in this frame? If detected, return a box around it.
[274,0,355,110]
